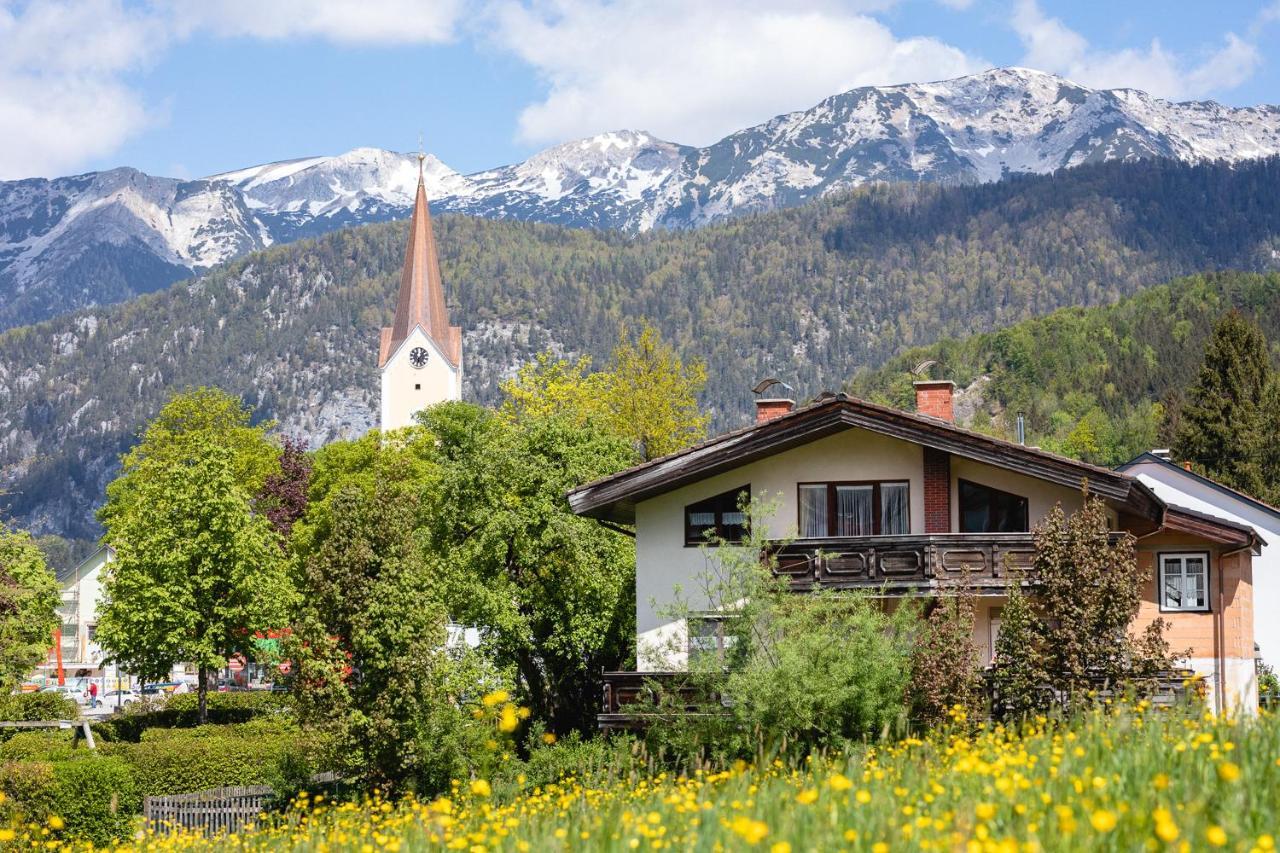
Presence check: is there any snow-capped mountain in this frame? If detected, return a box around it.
[4,68,1280,328]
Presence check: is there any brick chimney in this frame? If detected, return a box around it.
[913,380,955,422]
[755,398,794,423]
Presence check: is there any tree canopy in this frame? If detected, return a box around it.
[0,522,59,690]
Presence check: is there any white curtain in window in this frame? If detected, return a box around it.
[1185,556,1206,608]
[799,485,828,537]
[835,485,874,536]
[880,483,909,535]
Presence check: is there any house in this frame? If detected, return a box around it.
[1118,451,1280,668]
[38,545,113,684]
[568,382,1265,716]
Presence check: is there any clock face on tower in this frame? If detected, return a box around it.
[409,347,429,369]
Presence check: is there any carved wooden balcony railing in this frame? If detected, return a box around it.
[767,532,1128,591]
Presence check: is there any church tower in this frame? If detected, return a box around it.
[378,153,462,431]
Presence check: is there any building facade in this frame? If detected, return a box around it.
[1119,451,1280,668]
[378,153,462,431]
[569,383,1264,715]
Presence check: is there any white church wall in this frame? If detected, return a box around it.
[380,326,461,431]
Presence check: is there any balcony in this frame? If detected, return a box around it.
[767,532,1125,592]
[767,533,1038,592]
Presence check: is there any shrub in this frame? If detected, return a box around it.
[112,723,319,796]
[0,757,139,845]
[99,691,293,741]
[908,592,982,725]
[0,730,76,762]
[0,692,80,722]
[46,757,140,845]
[509,730,639,792]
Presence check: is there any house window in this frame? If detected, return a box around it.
[684,485,750,545]
[959,479,1029,533]
[688,614,737,665]
[798,482,910,537]
[1159,553,1210,612]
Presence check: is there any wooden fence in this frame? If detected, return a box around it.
[143,785,274,837]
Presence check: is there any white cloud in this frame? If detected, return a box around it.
[170,0,466,45]
[0,0,163,179]
[1011,0,1260,100]
[487,0,983,147]
[0,0,468,180]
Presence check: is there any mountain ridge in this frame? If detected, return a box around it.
[4,67,1280,328]
[4,154,1280,548]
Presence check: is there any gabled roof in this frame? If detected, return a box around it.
[1118,452,1280,524]
[568,392,1164,525]
[379,156,461,368]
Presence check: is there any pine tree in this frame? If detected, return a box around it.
[1172,311,1272,496]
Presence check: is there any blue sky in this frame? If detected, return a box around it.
[2,0,1278,180]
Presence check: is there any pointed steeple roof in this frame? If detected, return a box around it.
[379,153,462,368]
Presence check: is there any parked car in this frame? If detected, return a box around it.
[101,689,141,706]
[39,685,88,704]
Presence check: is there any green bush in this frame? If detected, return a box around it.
[47,758,140,845]
[0,760,56,821]
[0,730,76,762]
[511,730,639,791]
[0,692,80,722]
[99,691,293,741]
[0,757,139,845]
[113,724,318,796]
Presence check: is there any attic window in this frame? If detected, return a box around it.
[415,383,421,390]
[685,486,750,546]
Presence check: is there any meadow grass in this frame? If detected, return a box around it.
[14,701,1280,851]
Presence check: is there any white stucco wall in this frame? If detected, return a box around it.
[380,326,461,431]
[1125,460,1280,667]
[634,427,1087,670]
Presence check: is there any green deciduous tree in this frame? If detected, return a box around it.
[992,494,1176,717]
[0,522,60,690]
[502,323,708,461]
[417,402,637,734]
[1173,311,1274,497]
[96,391,295,723]
[287,446,498,793]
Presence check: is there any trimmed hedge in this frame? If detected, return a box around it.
[107,720,319,797]
[99,691,293,742]
[0,758,139,846]
[0,731,76,762]
[0,692,80,723]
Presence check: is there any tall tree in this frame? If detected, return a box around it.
[1172,311,1273,496]
[418,403,637,733]
[96,391,294,722]
[0,522,59,690]
[502,323,708,462]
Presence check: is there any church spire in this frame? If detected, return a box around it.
[378,152,461,368]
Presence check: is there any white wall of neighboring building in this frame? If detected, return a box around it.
[379,326,461,431]
[633,427,1087,670]
[43,546,112,674]
[1122,457,1280,667]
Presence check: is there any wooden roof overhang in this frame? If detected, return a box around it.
[1161,505,1265,553]
[568,393,1165,526]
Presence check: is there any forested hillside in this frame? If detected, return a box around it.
[3,156,1280,548]
[849,271,1280,466]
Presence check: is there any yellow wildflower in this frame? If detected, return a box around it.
[1206,826,1228,847]
[1217,761,1241,782]
[795,788,819,805]
[481,690,509,707]
[1089,810,1116,832]
[828,773,853,791]
[771,843,792,853]
[469,780,492,798]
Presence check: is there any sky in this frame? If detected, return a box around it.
[2,0,1279,181]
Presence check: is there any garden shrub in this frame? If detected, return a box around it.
[114,724,319,796]
[46,757,140,845]
[0,692,80,722]
[510,730,639,791]
[0,730,76,762]
[0,757,139,845]
[0,760,57,821]
[100,691,293,741]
